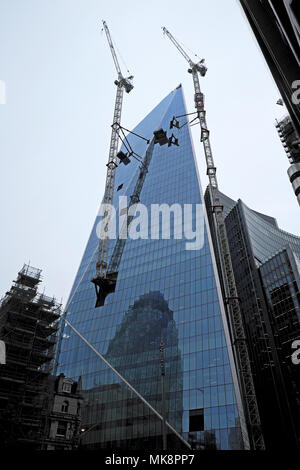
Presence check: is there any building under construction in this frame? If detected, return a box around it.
[55,21,265,450]
[0,264,61,448]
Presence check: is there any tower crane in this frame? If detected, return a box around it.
[92,112,178,307]
[93,137,155,307]
[162,27,265,450]
[92,24,179,307]
[62,25,188,448]
[92,20,133,301]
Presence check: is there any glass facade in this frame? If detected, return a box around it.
[56,86,247,450]
[259,247,300,446]
[239,1,300,137]
[205,189,300,449]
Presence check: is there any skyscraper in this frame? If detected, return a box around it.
[239,0,300,135]
[56,86,249,450]
[258,246,300,447]
[239,1,300,207]
[205,189,300,448]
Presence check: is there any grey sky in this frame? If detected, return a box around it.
[0,0,299,303]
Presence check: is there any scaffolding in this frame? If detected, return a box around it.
[0,264,62,448]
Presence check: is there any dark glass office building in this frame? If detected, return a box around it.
[259,247,300,442]
[239,1,300,206]
[56,86,250,450]
[205,189,300,449]
[239,0,300,136]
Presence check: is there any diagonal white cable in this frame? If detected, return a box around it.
[65,318,191,450]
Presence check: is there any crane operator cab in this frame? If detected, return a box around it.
[188,59,207,77]
[115,75,134,93]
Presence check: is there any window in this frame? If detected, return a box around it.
[61,400,69,413]
[62,381,72,393]
[56,421,67,437]
[189,409,204,432]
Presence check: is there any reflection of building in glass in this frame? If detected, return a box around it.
[80,292,183,449]
[205,189,300,449]
[57,86,248,450]
[106,291,183,434]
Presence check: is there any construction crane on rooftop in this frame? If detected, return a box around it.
[162,26,265,450]
[93,137,155,307]
[64,24,190,450]
[92,20,133,299]
[92,23,179,308]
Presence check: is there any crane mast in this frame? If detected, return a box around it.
[94,21,133,282]
[162,27,265,450]
[92,138,156,307]
[109,139,155,274]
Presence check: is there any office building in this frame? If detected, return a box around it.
[239,0,300,135]
[56,86,250,450]
[239,1,300,206]
[205,189,300,448]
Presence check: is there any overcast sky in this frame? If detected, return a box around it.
[0,0,299,304]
